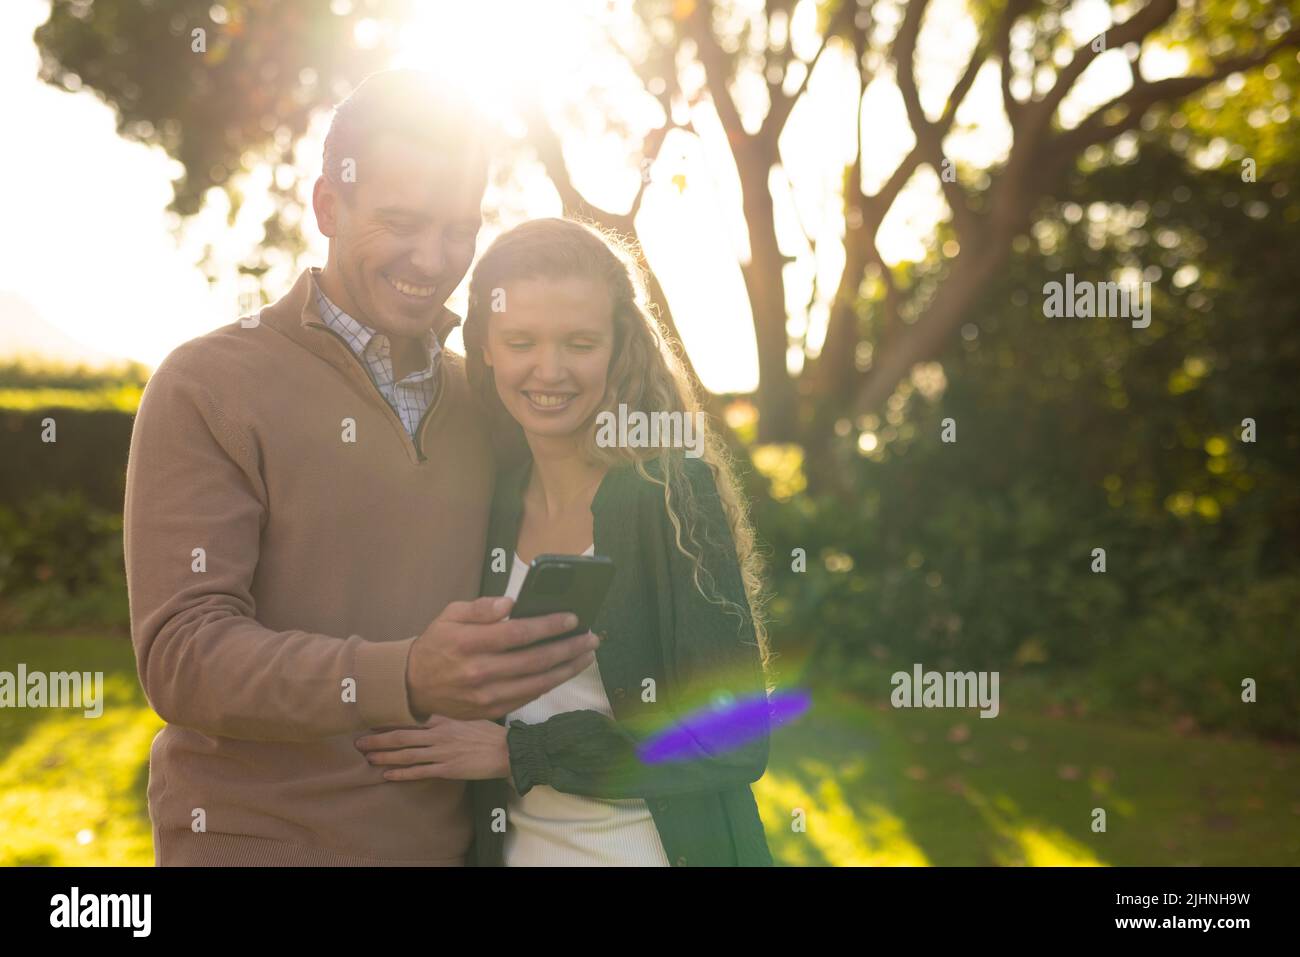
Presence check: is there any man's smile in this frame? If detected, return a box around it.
[384,272,438,299]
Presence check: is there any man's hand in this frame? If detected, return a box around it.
[405,595,600,720]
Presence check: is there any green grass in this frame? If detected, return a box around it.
[757,691,1300,865]
[2,633,1297,866]
[0,632,159,865]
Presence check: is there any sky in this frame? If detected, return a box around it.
[0,0,1162,393]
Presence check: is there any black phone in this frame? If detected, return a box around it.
[510,553,615,645]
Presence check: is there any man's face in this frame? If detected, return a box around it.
[314,131,485,339]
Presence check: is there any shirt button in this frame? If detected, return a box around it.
[613,688,626,699]
[675,856,688,867]
[657,799,670,812]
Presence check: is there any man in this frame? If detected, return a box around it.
[123,70,598,866]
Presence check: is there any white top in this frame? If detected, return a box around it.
[502,546,670,867]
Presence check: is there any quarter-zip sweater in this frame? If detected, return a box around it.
[123,267,495,865]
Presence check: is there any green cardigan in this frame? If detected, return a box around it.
[467,454,774,867]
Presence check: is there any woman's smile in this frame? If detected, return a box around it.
[522,389,578,413]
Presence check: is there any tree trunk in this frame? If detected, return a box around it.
[737,158,798,442]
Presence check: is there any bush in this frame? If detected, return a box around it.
[755,477,1300,740]
[0,409,135,511]
[1091,576,1300,739]
[0,491,128,631]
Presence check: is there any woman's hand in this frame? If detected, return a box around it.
[355,715,510,781]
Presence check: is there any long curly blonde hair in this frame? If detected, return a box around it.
[463,217,771,679]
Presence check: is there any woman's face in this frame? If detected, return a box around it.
[482,275,616,444]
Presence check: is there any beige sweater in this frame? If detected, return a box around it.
[123,268,495,865]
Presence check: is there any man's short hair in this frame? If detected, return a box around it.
[321,69,492,192]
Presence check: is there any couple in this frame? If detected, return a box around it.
[123,69,774,867]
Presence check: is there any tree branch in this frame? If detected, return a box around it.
[1025,0,1178,142]
[892,0,933,134]
[1049,26,1300,162]
[519,100,709,399]
[686,0,751,151]
[933,44,988,240]
[997,0,1032,127]
[760,0,855,145]
[891,0,981,239]
[855,21,1300,419]
[938,41,986,130]
[521,98,622,224]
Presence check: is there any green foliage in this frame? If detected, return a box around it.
[0,388,142,413]
[0,492,128,631]
[754,143,1300,740]
[0,359,149,392]
[33,0,414,277]
[0,409,135,511]
[34,0,407,216]
[0,362,146,412]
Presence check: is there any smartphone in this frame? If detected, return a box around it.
[509,553,615,646]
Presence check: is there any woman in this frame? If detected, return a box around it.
[358,217,773,866]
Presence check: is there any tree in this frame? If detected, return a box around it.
[575,0,1298,442]
[35,0,1300,451]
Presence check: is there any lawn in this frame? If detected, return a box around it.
[2,633,1297,866]
[758,692,1300,865]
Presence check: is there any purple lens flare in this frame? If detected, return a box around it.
[637,689,812,764]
